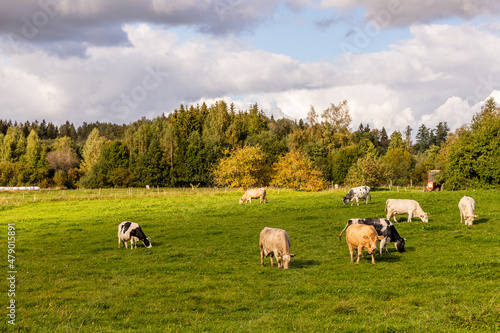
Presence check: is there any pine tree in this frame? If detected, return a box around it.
[415,124,430,153]
[434,122,449,146]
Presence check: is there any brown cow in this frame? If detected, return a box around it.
[259,227,295,269]
[345,224,384,264]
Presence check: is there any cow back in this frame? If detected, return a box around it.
[260,227,290,254]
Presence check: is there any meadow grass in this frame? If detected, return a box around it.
[1,188,500,332]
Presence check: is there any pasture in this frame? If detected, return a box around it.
[1,188,500,332]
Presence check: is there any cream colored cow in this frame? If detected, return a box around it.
[459,196,478,226]
[259,227,295,269]
[239,188,267,204]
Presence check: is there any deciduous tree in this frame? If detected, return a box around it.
[213,146,267,188]
[271,150,326,191]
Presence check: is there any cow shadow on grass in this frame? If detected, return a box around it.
[402,246,416,253]
[291,259,320,269]
[473,218,488,225]
[372,248,409,263]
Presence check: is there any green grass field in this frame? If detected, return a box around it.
[1,188,500,332]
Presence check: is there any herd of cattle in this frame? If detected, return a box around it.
[117,186,478,268]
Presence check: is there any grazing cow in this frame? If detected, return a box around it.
[385,199,428,223]
[459,196,478,226]
[339,218,406,255]
[259,227,295,269]
[118,221,152,249]
[240,188,267,204]
[342,186,371,206]
[344,224,384,264]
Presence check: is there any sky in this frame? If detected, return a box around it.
[1,0,500,134]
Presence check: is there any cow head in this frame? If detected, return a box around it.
[466,215,478,225]
[239,197,245,204]
[395,238,406,253]
[281,253,296,269]
[143,237,152,248]
[365,235,384,253]
[420,213,429,223]
[342,195,351,205]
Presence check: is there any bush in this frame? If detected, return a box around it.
[271,150,326,191]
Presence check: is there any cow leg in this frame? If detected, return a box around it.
[356,245,362,263]
[348,244,354,263]
[392,213,398,224]
[118,238,121,248]
[408,211,413,222]
[356,198,359,206]
[460,212,464,224]
[124,240,128,249]
[270,253,275,267]
[260,249,265,267]
[371,253,376,264]
[379,237,388,256]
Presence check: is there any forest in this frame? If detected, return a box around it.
[0,97,498,190]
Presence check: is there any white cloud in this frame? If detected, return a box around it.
[1,21,500,136]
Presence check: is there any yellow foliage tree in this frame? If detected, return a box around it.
[213,146,267,188]
[271,150,326,191]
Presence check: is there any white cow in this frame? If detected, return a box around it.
[259,227,295,269]
[459,196,478,226]
[342,186,371,206]
[118,221,152,249]
[385,199,428,223]
[240,188,267,204]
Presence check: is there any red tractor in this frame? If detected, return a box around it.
[426,170,444,191]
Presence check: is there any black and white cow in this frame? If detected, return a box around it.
[339,218,405,255]
[118,221,152,249]
[342,186,371,206]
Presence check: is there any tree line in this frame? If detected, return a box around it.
[0,98,498,190]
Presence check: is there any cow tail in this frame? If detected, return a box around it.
[339,226,348,242]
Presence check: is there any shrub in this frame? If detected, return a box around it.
[271,150,326,191]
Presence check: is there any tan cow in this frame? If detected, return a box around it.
[240,188,267,204]
[259,227,295,269]
[344,224,384,264]
[385,199,429,223]
[459,196,478,226]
